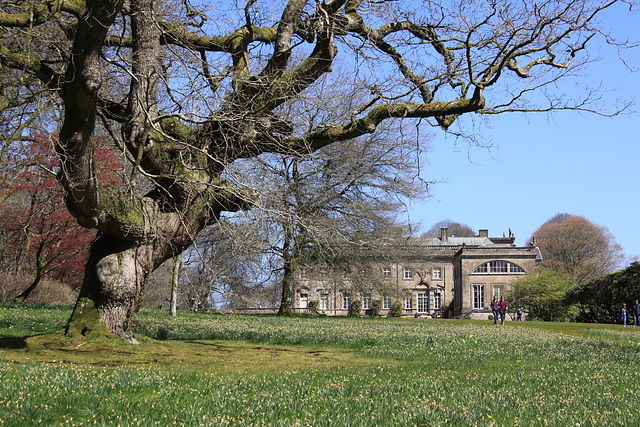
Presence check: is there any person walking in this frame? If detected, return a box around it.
[490,296,500,325]
[634,300,640,327]
[498,296,508,325]
[622,303,628,327]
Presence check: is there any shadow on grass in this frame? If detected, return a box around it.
[0,335,28,349]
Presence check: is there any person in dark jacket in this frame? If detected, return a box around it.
[634,300,640,327]
[490,296,500,325]
[622,303,628,327]
[498,296,508,325]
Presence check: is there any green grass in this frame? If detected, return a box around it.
[1,306,640,426]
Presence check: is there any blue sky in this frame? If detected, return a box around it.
[408,3,640,262]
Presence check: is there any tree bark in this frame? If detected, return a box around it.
[170,254,180,317]
[65,234,153,342]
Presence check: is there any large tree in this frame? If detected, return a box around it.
[531,214,625,284]
[421,220,476,238]
[0,0,635,340]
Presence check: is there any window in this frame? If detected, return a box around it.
[493,285,505,298]
[404,268,413,280]
[405,296,413,310]
[490,261,508,273]
[299,268,308,280]
[510,264,525,273]
[383,295,391,310]
[473,285,485,309]
[434,292,442,310]
[363,294,371,310]
[383,267,391,277]
[433,267,442,280]
[417,292,429,313]
[473,263,488,274]
[320,294,329,310]
[342,295,351,310]
[473,261,526,274]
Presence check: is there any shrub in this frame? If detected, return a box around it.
[390,300,403,317]
[309,300,319,311]
[488,314,494,321]
[350,300,362,317]
[371,299,382,317]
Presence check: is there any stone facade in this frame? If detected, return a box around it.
[293,228,541,318]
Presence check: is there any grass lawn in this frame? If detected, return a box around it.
[1,305,639,426]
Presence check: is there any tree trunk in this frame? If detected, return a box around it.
[170,254,180,317]
[65,234,153,342]
[13,274,42,303]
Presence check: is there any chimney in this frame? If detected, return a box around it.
[440,227,448,242]
[479,229,489,238]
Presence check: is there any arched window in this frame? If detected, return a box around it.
[473,261,525,274]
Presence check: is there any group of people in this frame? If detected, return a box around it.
[490,296,509,325]
[621,300,640,327]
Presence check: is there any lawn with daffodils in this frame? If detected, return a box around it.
[1,305,639,426]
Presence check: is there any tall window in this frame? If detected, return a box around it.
[363,294,371,310]
[404,268,413,280]
[383,267,391,277]
[320,294,329,310]
[343,295,351,311]
[473,285,485,309]
[433,267,442,280]
[493,285,505,298]
[383,295,391,310]
[417,292,429,313]
[434,292,442,310]
[405,296,413,310]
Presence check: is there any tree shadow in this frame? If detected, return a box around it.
[0,335,28,349]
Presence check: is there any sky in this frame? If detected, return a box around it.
[407,3,640,261]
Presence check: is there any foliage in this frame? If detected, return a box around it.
[390,300,403,317]
[532,214,625,284]
[507,268,576,321]
[1,0,635,338]
[349,300,362,317]
[567,261,640,323]
[0,134,98,291]
[422,220,476,238]
[2,306,640,425]
[308,300,319,312]
[371,299,383,317]
[0,273,77,304]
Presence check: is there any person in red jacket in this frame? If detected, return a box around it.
[498,296,508,325]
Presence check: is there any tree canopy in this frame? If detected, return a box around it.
[508,268,576,321]
[531,214,625,284]
[0,0,636,339]
[566,261,640,323]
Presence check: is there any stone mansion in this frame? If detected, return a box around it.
[293,227,542,318]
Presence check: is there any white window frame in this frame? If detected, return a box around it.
[434,292,442,310]
[473,285,485,309]
[493,285,505,298]
[403,268,413,280]
[417,292,429,313]
[383,267,391,277]
[405,296,413,310]
[363,294,371,310]
[433,267,442,280]
[383,295,391,310]
[342,295,351,311]
[320,294,329,310]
